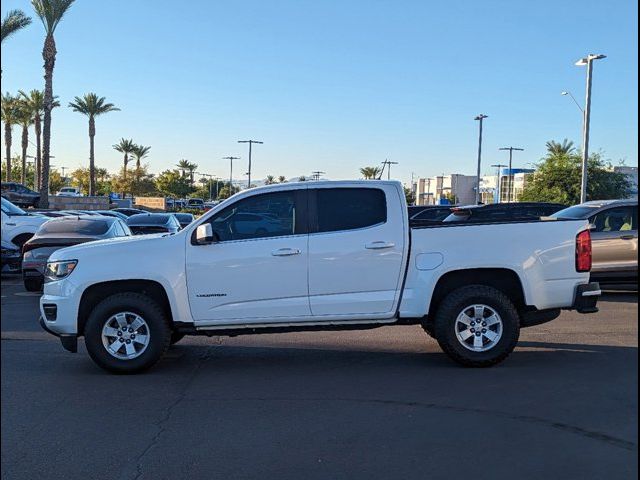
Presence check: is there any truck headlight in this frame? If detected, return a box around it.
[45,260,78,282]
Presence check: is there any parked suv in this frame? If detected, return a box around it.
[552,199,638,288]
[1,182,40,208]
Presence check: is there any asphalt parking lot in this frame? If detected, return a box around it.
[1,274,637,480]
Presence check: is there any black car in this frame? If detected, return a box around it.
[1,239,22,272]
[442,202,567,224]
[21,216,132,291]
[93,210,130,221]
[1,182,40,208]
[409,206,455,227]
[173,212,195,229]
[113,207,146,217]
[126,213,181,235]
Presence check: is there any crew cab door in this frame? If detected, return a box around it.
[307,184,407,317]
[186,189,311,323]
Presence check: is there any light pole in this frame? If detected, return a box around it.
[238,140,263,189]
[222,156,240,198]
[561,91,584,113]
[199,173,216,201]
[498,147,524,202]
[575,54,606,203]
[490,163,507,203]
[311,171,325,181]
[474,114,488,205]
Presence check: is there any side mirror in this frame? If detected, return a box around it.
[195,223,217,245]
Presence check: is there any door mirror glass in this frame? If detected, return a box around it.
[195,223,216,245]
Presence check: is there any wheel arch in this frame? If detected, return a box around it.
[428,268,526,319]
[78,279,174,336]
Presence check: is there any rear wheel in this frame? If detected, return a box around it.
[84,292,171,373]
[433,285,520,367]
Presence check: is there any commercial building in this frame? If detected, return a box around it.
[479,168,535,204]
[414,174,477,205]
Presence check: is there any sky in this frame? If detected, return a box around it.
[1,0,638,186]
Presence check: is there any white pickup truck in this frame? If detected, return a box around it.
[39,181,600,373]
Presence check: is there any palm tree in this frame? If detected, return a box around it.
[68,93,120,196]
[360,166,381,179]
[1,93,20,182]
[112,137,135,184]
[32,0,75,207]
[132,144,151,174]
[265,175,275,185]
[176,159,196,186]
[18,90,59,189]
[278,175,286,183]
[546,139,575,157]
[16,100,34,185]
[1,10,32,77]
[1,9,32,43]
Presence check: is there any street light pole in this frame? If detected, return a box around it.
[498,147,524,203]
[222,156,240,197]
[575,54,606,203]
[238,140,263,189]
[474,114,488,205]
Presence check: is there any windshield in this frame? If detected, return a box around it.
[551,205,600,219]
[1,197,28,216]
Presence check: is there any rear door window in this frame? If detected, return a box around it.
[313,188,386,233]
[590,207,636,232]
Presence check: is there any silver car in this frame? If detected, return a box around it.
[553,199,638,288]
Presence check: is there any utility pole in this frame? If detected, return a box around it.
[238,140,263,189]
[575,54,606,203]
[199,173,216,201]
[498,147,524,202]
[490,163,508,203]
[311,171,325,181]
[474,114,488,205]
[222,156,240,197]
[379,159,399,180]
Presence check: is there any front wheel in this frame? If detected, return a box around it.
[84,292,171,373]
[433,285,520,367]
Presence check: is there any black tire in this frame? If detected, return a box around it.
[84,292,171,374]
[421,323,435,338]
[23,277,43,292]
[170,332,186,345]
[433,285,520,367]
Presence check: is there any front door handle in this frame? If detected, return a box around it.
[272,248,301,256]
[365,241,395,250]
[620,234,636,240]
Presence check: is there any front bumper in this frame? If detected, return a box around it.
[39,316,78,353]
[573,282,601,314]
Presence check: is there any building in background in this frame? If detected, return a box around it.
[614,166,638,200]
[414,174,476,205]
[479,168,535,204]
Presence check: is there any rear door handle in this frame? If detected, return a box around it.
[365,241,395,250]
[272,248,301,256]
